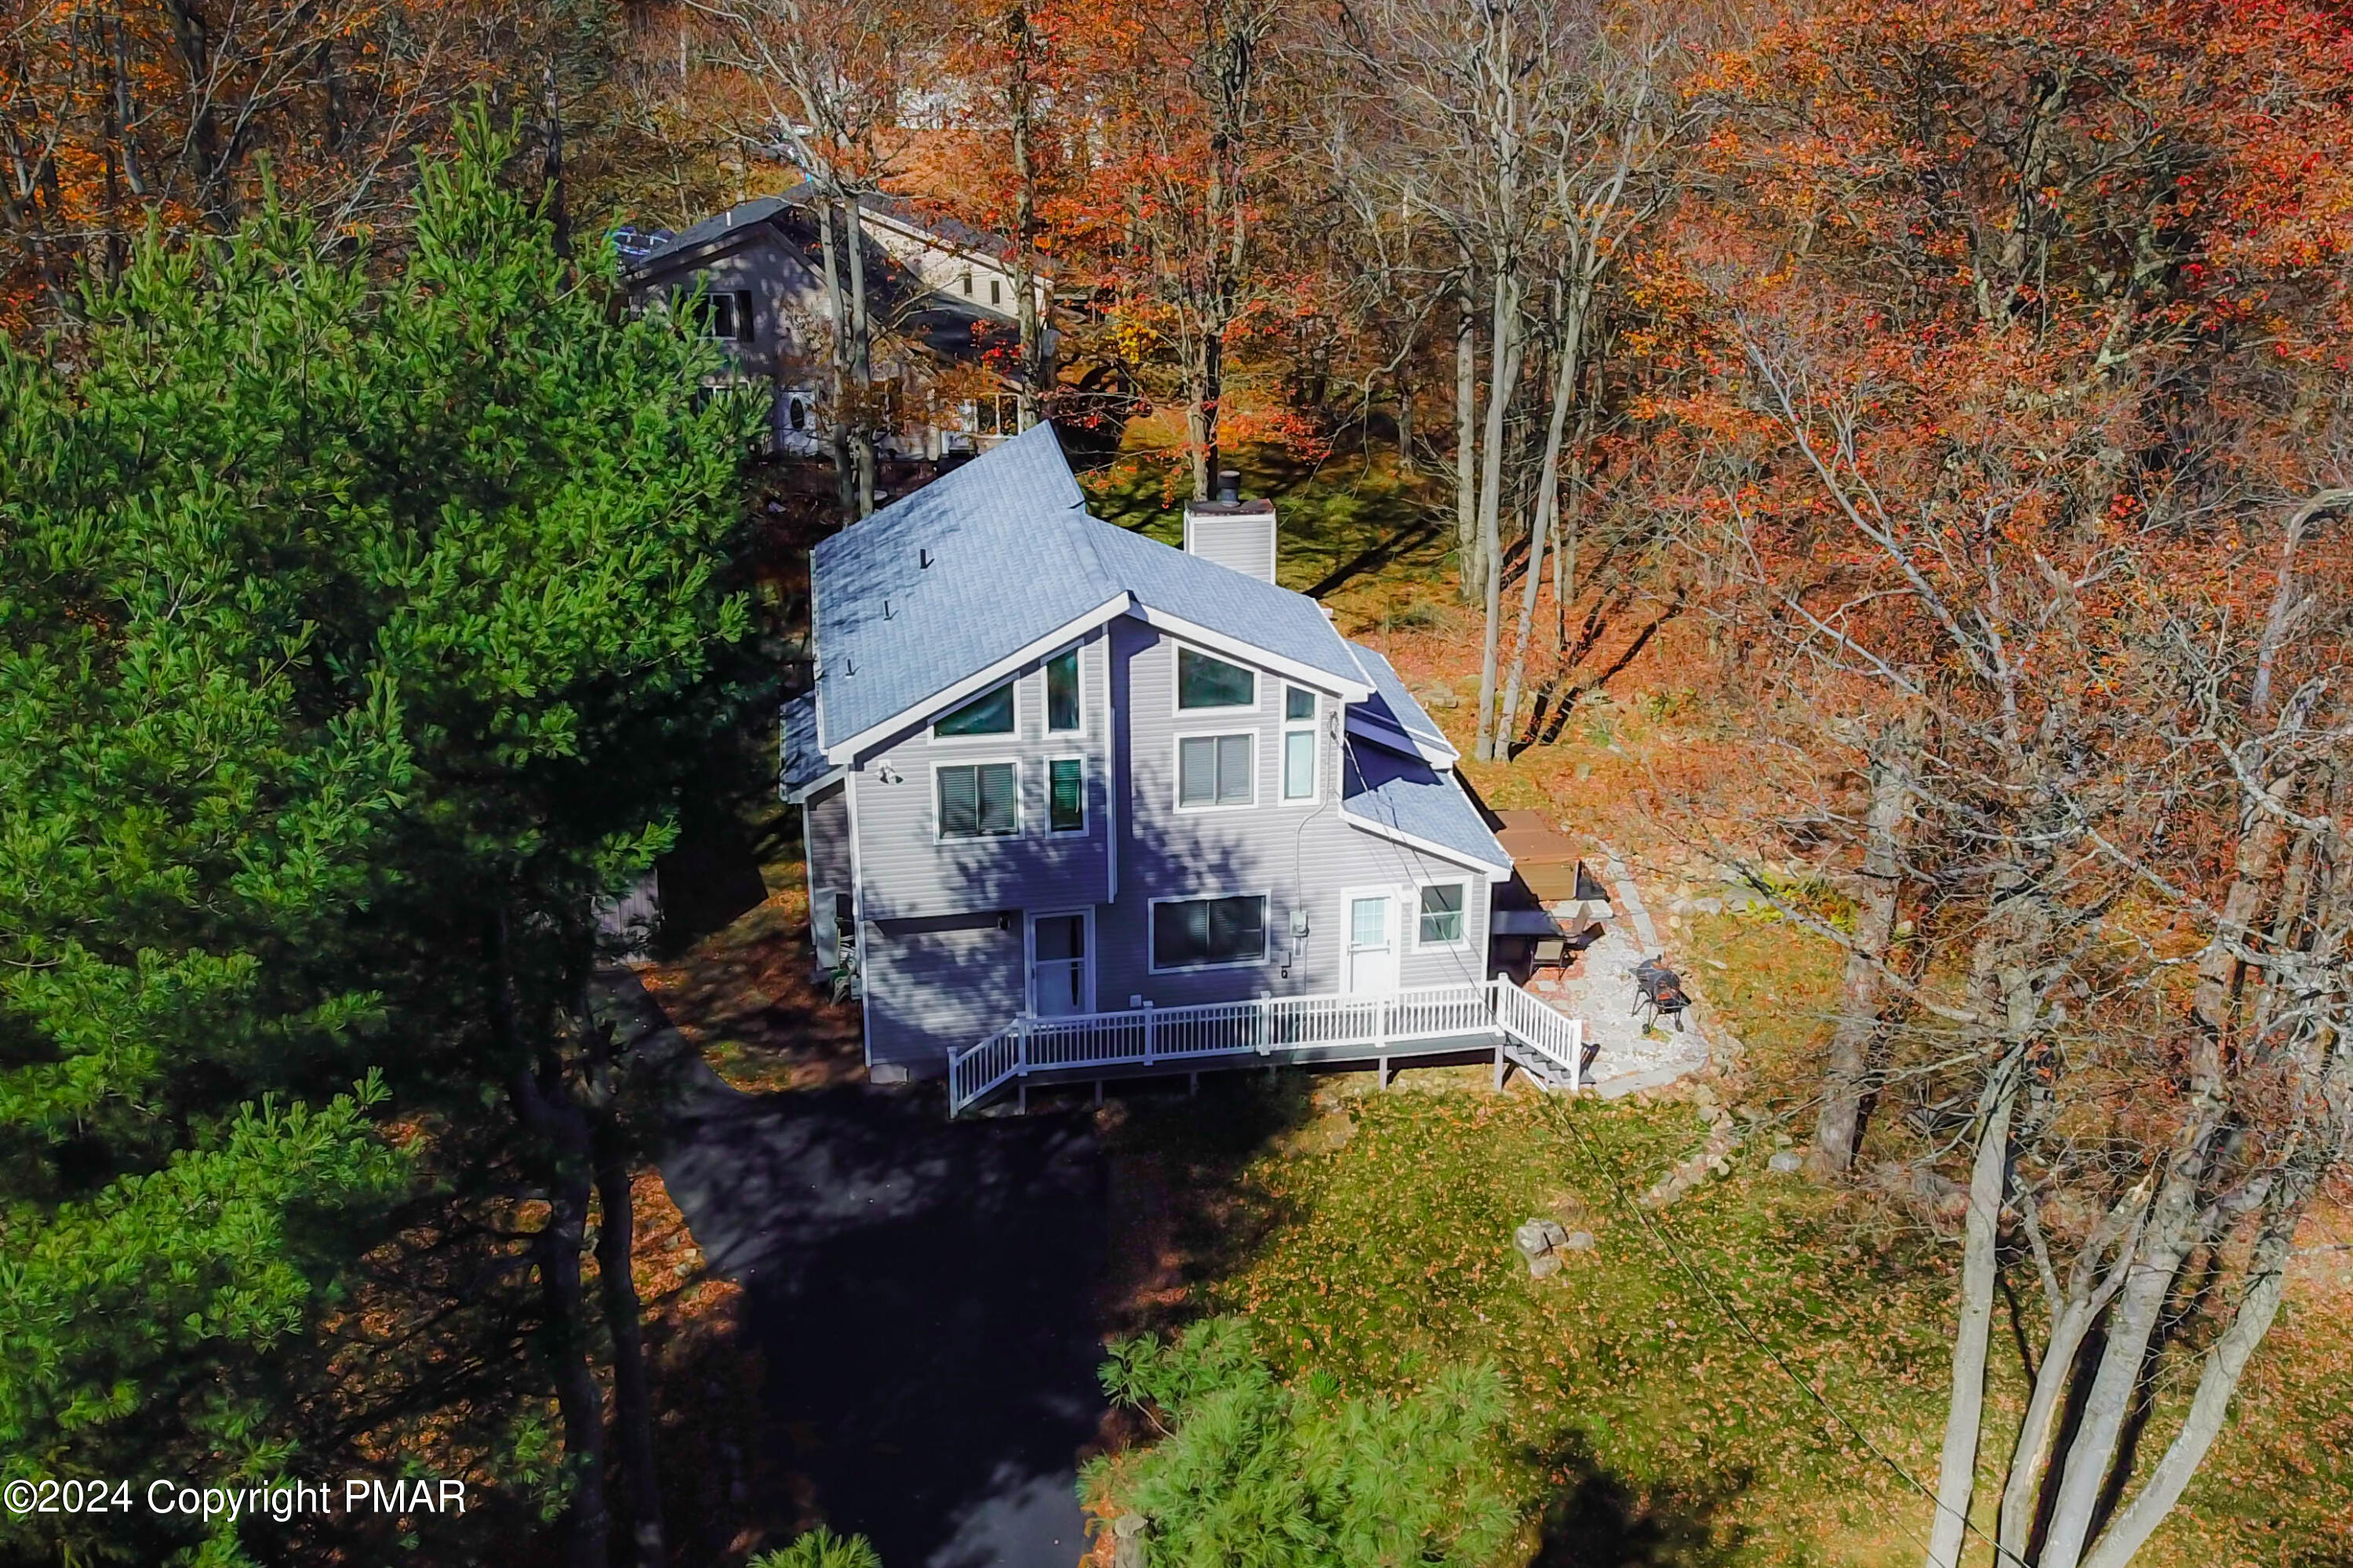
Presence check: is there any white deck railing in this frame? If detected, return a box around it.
[947,976,1582,1114]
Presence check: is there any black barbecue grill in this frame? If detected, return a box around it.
[1632,957,1689,1031]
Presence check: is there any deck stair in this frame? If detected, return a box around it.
[947,976,1584,1115]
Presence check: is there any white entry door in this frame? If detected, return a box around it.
[1344,891,1398,995]
[1029,911,1093,1017]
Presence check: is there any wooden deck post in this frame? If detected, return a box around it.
[1188,1071,1198,1097]
[1378,1056,1391,1089]
[1094,1079,1104,1107]
[1142,1002,1155,1065]
[1493,1043,1507,1091]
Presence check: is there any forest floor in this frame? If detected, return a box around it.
[628,438,2353,1566]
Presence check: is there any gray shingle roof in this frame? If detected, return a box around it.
[629,197,793,271]
[780,693,832,797]
[1341,740,1511,875]
[1344,641,1457,759]
[811,424,1370,753]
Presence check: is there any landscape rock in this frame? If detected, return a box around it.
[1113,1513,1149,1568]
[1561,1230,1596,1251]
[1413,685,1460,709]
[1768,1150,1805,1174]
[1514,1218,1570,1257]
[1527,1252,1563,1279]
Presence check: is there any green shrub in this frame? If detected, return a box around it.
[751,1526,883,1568]
[1082,1318,1517,1566]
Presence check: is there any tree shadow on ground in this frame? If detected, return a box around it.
[656,1062,1315,1568]
[1526,1432,1753,1568]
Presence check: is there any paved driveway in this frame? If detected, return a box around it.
[660,1068,1107,1568]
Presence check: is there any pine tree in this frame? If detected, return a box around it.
[0,106,760,1566]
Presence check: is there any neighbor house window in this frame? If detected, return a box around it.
[937,762,1018,838]
[1151,894,1266,970]
[788,395,809,431]
[991,278,1003,306]
[1282,686,1317,801]
[1176,648,1255,709]
[933,681,1015,737]
[1417,883,1467,947]
[686,288,754,342]
[1047,649,1081,732]
[961,269,973,296]
[1177,733,1253,808]
[1048,758,1085,832]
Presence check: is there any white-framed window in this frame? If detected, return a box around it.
[1176,647,1256,710]
[1176,733,1254,809]
[971,392,1018,435]
[960,268,974,296]
[1047,757,1086,833]
[933,679,1016,739]
[936,760,1019,839]
[1416,882,1469,948]
[1282,685,1318,802]
[1149,893,1267,972]
[1046,648,1082,733]
[682,286,754,343]
[990,277,1003,306]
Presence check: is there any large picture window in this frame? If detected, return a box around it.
[1151,894,1267,970]
[1177,733,1253,807]
[1417,882,1467,947]
[1176,648,1256,709]
[1046,649,1081,732]
[938,762,1018,837]
[934,682,1015,737]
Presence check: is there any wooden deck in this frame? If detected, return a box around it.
[947,977,1584,1115]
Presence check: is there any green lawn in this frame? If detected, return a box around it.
[1104,915,2353,1567]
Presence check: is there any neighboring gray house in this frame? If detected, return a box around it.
[620,190,1046,459]
[781,424,1584,1111]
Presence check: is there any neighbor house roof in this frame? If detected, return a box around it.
[1341,740,1511,878]
[627,196,795,272]
[811,424,1372,756]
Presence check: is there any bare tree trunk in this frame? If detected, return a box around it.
[1998,1205,2143,1563]
[844,193,876,516]
[1497,300,1580,759]
[1453,278,1478,601]
[1924,1048,2024,1568]
[511,1063,611,1568]
[2076,1178,2302,1568]
[1394,375,1415,474]
[595,1138,666,1568]
[1813,715,1917,1177]
[541,61,571,260]
[2035,1130,2217,1568]
[816,198,856,519]
[1188,331,1224,500]
[1007,0,1042,431]
[1471,271,1523,759]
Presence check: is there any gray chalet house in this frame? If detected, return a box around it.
[620,188,1046,460]
[781,424,1585,1111]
